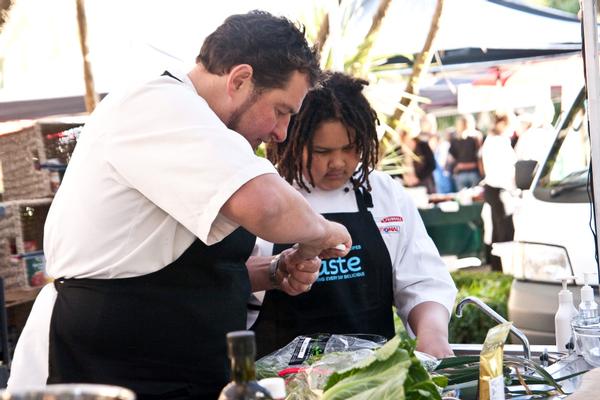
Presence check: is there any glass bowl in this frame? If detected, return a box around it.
[0,384,136,400]
[572,319,600,367]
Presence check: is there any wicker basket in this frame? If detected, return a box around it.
[0,121,83,201]
[0,198,52,289]
[0,123,49,201]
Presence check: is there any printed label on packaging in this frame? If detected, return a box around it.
[289,335,329,365]
[488,375,505,400]
[289,337,311,365]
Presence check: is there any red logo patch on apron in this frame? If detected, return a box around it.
[380,216,404,223]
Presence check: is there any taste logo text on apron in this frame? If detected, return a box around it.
[317,244,366,283]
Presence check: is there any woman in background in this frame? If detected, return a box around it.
[449,114,482,190]
[481,112,517,271]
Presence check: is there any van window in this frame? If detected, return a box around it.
[535,91,590,203]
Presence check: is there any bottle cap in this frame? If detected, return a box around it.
[557,276,576,291]
[557,276,576,303]
[259,377,286,399]
[226,330,256,358]
[582,283,595,302]
[580,273,597,302]
[559,287,573,303]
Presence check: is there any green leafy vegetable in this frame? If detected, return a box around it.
[322,332,445,400]
[322,348,411,399]
[344,368,407,400]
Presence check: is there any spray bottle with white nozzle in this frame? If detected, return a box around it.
[555,276,578,352]
[578,273,599,324]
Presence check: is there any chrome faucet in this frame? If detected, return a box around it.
[456,296,531,361]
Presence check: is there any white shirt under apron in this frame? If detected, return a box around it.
[248,170,457,333]
[8,69,276,390]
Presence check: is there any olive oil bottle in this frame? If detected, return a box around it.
[218,331,273,400]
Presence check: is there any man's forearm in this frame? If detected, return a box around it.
[221,174,350,259]
[221,174,329,245]
[247,255,279,292]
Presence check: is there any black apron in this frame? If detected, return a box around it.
[252,188,395,358]
[48,228,254,399]
[48,70,252,400]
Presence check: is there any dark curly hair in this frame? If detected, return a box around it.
[197,10,321,90]
[269,71,379,192]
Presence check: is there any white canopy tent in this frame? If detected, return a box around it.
[370,0,581,57]
[0,0,587,119]
[0,0,312,103]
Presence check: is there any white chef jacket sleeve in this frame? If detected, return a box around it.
[103,81,276,245]
[385,178,457,328]
[253,238,275,258]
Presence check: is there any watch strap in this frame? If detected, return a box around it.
[269,254,282,290]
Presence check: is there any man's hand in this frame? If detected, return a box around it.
[246,221,350,294]
[295,220,352,260]
[277,247,321,296]
[277,221,350,295]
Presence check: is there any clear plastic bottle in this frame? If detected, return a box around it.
[218,331,273,400]
[579,273,599,324]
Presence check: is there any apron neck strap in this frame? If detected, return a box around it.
[353,185,373,212]
[162,70,183,83]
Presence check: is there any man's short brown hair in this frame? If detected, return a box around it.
[197,10,321,90]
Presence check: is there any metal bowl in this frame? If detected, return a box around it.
[0,384,136,400]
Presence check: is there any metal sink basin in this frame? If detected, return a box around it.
[451,343,562,366]
[449,344,592,398]
[450,297,593,397]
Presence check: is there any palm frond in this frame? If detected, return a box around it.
[295,0,444,174]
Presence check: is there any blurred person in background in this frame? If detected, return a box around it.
[449,114,482,191]
[419,113,437,142]
[514,100,556,163]
[427,119,456,194]
[399,125,437,194]
[481,112,517,271]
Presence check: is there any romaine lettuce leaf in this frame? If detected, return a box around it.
[323,332,445,400]
[322,349,410,400]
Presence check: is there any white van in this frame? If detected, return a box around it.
[494,88,597,344]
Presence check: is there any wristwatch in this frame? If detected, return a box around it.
[269,254,282,290]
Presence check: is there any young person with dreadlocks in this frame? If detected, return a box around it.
[248,72,457,359]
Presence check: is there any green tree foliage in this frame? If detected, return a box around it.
[449,271,514,344]
[529,0,580,14]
